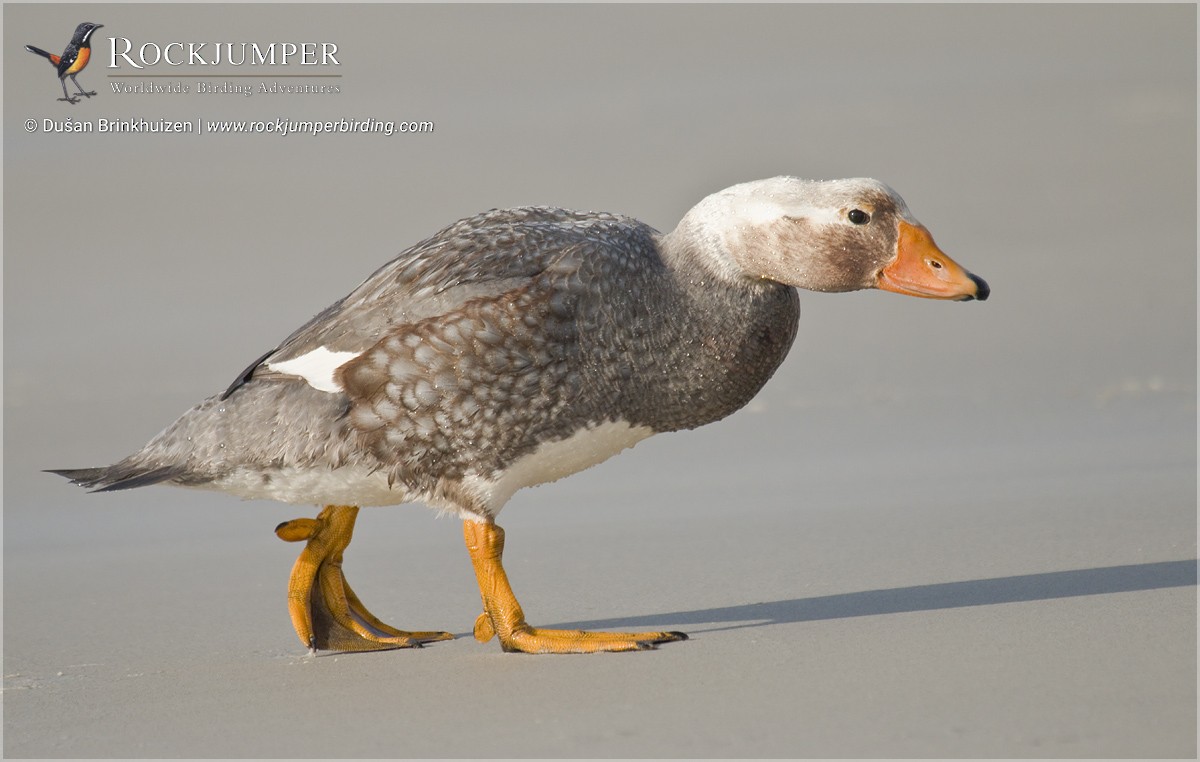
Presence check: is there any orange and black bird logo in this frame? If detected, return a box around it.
[25,22,104,105]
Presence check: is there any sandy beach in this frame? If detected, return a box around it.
[4,4,1195,758]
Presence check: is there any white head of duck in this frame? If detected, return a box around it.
[665,176,989,301]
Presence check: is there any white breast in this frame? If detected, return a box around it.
[460,419,654,516]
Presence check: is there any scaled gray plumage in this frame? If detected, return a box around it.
[55,205,797,517]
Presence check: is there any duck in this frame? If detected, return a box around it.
[52,176,989,654]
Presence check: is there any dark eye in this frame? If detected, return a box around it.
[847,209,870,225]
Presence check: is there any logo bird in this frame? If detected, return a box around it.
[25,22,104,104]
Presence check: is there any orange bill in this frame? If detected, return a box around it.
[877,221,989,301]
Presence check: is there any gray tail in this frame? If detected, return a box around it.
[47,465,185,492]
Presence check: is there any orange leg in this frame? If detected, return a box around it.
[464,519,687,653]
[275,505,453,653]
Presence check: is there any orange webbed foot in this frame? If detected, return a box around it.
[465,520,688,654]
[276,505,453,653]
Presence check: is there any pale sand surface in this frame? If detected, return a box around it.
[4,4,1196,758]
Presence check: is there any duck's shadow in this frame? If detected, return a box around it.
[549,559,1197,634]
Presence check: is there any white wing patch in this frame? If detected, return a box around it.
[267,346,361,393]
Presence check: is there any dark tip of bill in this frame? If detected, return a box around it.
[970,273,990,301]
